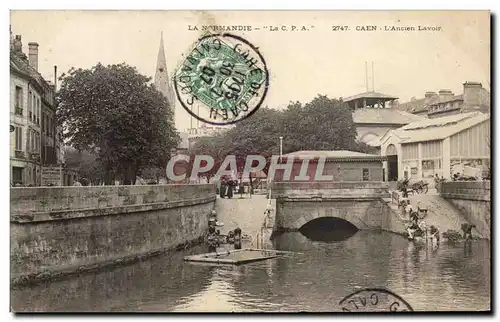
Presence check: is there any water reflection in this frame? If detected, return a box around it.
[11,231,490,312]
[11,245,214,312]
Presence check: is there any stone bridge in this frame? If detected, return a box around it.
[270,182,404,232]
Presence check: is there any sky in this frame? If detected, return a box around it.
[10,10,490,131]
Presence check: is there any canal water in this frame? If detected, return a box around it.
[11,230,490,312]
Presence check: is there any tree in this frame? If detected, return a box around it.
[63,146,104,185]
[222,107,283,168]
[57,63,180,185]
[281,95,358,152]
[188,133,227,183]
[184,95,377,184]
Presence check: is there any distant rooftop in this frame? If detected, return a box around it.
[353,108,427,125]
[391,112,489,144]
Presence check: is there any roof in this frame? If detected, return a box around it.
[282,150,385,161]
[396,97,428,113]
[363,135,383,147]
[344,91,398,102]
[393,112,489,144]
[353,108,427,125]
[10,50,50,93]
[396,93,466,114]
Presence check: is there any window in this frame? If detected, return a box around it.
[33,132,39,153]
[14,127,22,151]
[15,86,23,115]
[12,167,23,184]
[36,99,40,125]
[27,92,32,120]
[362,168,370,181]
[27,129,31,152]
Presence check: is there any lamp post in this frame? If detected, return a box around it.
[279,136,283,163]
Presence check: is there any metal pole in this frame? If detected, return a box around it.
[279,136,283,163]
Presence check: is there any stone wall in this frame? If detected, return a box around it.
[271,182,390,199]
[11,184,216,284]
[440,181,491,239]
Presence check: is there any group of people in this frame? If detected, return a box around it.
[405,200,478,244]
[205,210,242,252]
[404,202,441,244]
[219,176,253,199]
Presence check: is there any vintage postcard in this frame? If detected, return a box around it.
[9,10,490,312]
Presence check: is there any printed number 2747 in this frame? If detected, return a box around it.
[332,26,349,31]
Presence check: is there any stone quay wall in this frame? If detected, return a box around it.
[440,181,491,240]
[10,184,216,285]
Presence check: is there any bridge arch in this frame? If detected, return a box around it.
[276,200,384,231]
[299,216,359,231]
[299,217,358,242]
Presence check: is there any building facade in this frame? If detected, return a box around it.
[273,150,386,182]
[343,91,427,150]
[186,123,232,149]
[10,31,64,186]
[380,112,490,182]
[396,81,490,119]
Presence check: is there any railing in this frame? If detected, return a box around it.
[270,181,390,199]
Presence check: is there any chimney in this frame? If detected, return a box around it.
[424,91,436,105]
[28,42,39,71]
[463,81,483,108]
[12,35,23,54]
[438,89,454,102]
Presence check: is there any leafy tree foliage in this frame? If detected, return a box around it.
[185,95,378,180]
[57,63,180,184]
[63,146,103,185]
[188,133,228,182]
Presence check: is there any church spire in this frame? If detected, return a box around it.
[154,32,176,127]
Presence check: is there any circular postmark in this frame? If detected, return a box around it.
[173,33,269,125]
[339,288,414,312]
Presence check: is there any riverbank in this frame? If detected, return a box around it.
[11,184,216,286]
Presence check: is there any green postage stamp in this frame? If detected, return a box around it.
[173,33,269,125]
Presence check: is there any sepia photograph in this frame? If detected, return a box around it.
[7,9,491,313]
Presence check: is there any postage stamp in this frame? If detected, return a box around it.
[339,288,414,312]
[173,33,269,125]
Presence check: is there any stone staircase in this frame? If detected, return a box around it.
[214,195,275,248]
[383,192,483,238]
